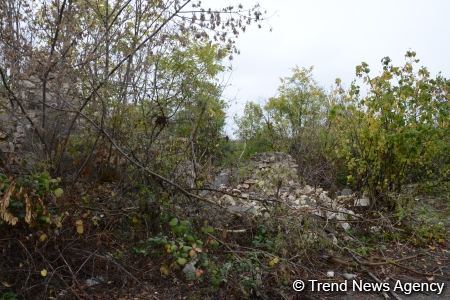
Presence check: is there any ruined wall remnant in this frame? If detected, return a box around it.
[0,74,68,157]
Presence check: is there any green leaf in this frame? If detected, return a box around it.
[38,216,51,224]
[53,188,64,198]
[185,234,195,242]
[182,245,192,252]
[176,257,187,266]
[201,225,215,234]
[168,218,178,227]
[180,220,190,227]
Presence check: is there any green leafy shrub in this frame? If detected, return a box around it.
[330,51,449,206]
[235,67,335,186]
[235,102,281,156]
[411,222,446,246]
[132,218,218,281]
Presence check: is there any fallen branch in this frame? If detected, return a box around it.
[390,262,449,280]
[347,249,402,300]
[72,248,142,285]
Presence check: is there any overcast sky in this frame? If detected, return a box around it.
[203,0,450,134]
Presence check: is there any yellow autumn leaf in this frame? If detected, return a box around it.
[53,188,64,198]
[39,233,48,242]
[268,256,280,267]
[189,249,197,257]
[131,216,140,225]
[160,265,170,276]
[192,244,202,252]
[75,220,84,234]
[1,212,18,226]
[40,269,48,277]
[54,215,63,228]
[0,181,18,226]
[24,193,32,224]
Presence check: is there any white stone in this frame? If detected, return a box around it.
[85,276,104,287]
[312,208,323,217]
[354,197,370,207]
[336,213,346,221]
[339,208,357,217]
[342,273,357,280]
[370,226,381,233]
[326,211,337,219]
[302,185,313,194]
[328,234,338,245]
[299,195,309,205]
[319,192,333,205]
[183,260,197,276]
[220,195,235,206]
[21,80,36,89]
[340,222,351,230]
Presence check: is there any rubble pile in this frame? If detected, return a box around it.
[208,152,371,231]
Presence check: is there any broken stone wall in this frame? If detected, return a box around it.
[0,75,66,160]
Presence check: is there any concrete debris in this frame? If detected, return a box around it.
[206,152,366,233]
[354,197,370,207]
[340,188,353,196]
[85,276,105,287]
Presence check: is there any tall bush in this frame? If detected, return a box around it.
[330,51,449,206]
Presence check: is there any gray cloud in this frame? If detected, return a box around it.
[203,0,450,134]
